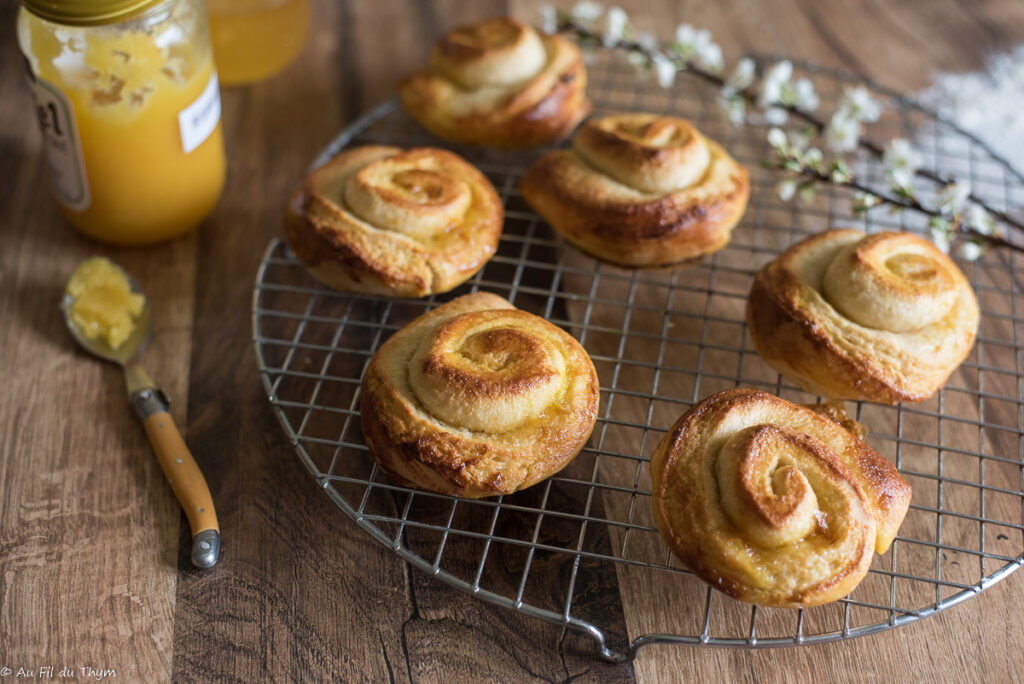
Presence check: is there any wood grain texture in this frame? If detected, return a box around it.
[170,2,413,681]
[1,0,1023,682]
[0,4,190,681]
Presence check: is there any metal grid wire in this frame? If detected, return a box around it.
[251,53,1024,662]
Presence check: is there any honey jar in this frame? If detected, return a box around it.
[17,0,226,245]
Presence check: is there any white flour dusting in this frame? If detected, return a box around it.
[916,45,1024,174]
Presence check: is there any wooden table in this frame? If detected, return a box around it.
[3,1,1023,681]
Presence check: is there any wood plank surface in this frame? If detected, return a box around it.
[0,2,189,679]
[1,1,1023,682]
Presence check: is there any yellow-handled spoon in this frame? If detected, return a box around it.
[61,257,220,568]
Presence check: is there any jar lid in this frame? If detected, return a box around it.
[22,0,165,26]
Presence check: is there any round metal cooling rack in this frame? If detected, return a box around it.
[252,53,1024,662]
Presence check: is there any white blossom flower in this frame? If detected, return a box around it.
[602,6,627,46]
[765,60,792,85]
[674,24,699,49]
[957,240,983,261]
[825,112,859,153]
[759,80,782,109]
[838,86,881,123]
[570,1,603,25]
[758,60,793,109]
[652,53,676,88]
[789,128,813,152]
[764,107,788,125]
[540,5,558,34]
[673,24,708,57]
[718,94,745,126]
[852,191,881,212]
[884,138,919,166]
[636,31,658,52]
[888,167,913,190]
[832,159,852,183]
[963,203,995,235]
[882,138,921,190]
[696,41,724,72]
[767,127,787,150]
[789,78,819,111]
[723,58,755,95]
[672,24,722,72]
[804,147,823,167]
[756,61,814,120]
[938,181,971,215]
[777,179,797,201]
[929,226,951,253]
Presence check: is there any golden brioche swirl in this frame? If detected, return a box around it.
[285,146,502,297]
[360,292,600,498]
[747,229,980,403]
[399,18,589,148]
[651,388,911,607]
[520,113,749,267]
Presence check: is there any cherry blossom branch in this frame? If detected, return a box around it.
[762,146,1022,257]
[773,106,1024,234]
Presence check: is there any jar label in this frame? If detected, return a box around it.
[27,75,91,212]
[179,71,222,154]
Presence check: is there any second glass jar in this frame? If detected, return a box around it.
[206,0,310,86]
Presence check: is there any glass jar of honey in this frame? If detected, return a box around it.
[17,0,226,245]
[206,0,310,86]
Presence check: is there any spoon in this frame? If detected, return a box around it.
[61,259,221,568]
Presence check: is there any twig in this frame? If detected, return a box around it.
[767,161,1024,257]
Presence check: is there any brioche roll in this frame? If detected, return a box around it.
[651,388,911,607]
[399,18,589,148]
[360,292,600,498]
[285,146,502,297]
[747,229,979,403]
[520,113,749,267]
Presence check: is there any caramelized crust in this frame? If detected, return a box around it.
[747,229,979,403]
[285,146,502,297]
[520,114,749,267]
[399,18,589,148]
[651,388,911,607]
[360,292,600,498]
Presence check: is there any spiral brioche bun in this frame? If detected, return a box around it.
[651,388,911,607]
[747,229,980,403]
[360,292,600,498]
[520,113,749,267]
[285,146,502,298]
[399,17,589,148]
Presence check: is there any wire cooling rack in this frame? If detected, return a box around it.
[251,53,1024,661]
